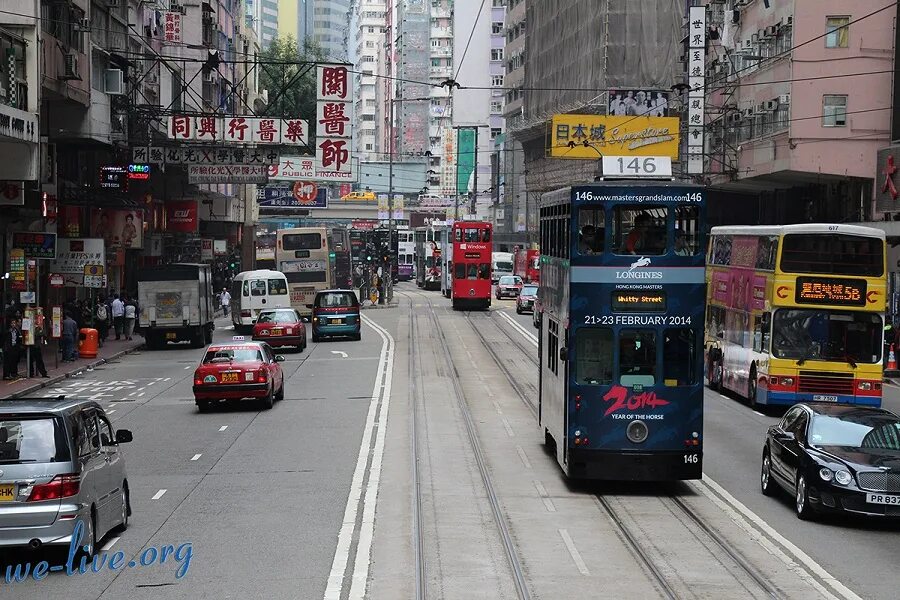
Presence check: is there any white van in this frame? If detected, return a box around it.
[230,269,290,330]
[491,252,513,284]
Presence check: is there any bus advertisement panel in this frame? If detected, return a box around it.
[450,221,492,310]
[539,182,706,481]
[276,227,332,317]
[706,224,886,408]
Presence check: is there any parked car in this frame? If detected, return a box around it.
[312,290,362,342]
[495,275,524,299]
[193,339,285,411]
[516,284,539,314]
[0,397,133,556]
[761,403,900,519]
[252,308,307,352]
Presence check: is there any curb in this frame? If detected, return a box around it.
[10,343,146,399]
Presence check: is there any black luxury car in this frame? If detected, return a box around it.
[761,403,900,519]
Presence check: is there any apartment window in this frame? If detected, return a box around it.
[491,75,504,87]
[492,0,506,6]
[369,27,375,33]
[491,48,503,61]
[825,16,849,48]
[366,143,373,150]
[490,127,502,139]
[492,22,503,34]
[491,100,503,113]
[822,95,847,127]
[366,41,374,47]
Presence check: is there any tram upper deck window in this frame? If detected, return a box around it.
[574,328,613,385]
[780,234,884,277]
[674,205,701,256]
[577,207,605,254]
[619,330,657,386]
[613,207,668,256]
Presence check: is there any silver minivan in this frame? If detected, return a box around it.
[0,397,133,555]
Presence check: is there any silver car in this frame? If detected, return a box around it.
[0,397,133,555]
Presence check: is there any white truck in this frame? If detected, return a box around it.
[491,252,514,284]
[137,263,216,350]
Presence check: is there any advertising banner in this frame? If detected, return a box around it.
[456,128,476,196]
[166,200,198,233]
[258,183,328,208]
[214,240,227,256]
[12,231,56,259]
[48,238,106,287]
[316,64,354,179]
[548,115,680,159]
[268,155,357,183]
[90,208,144,249]
[377,194,389,220]
[201,239,213,261]
[187,165,268,184]
[9,248,25,290]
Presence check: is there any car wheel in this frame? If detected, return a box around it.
[261,386,275,410]
[114,484,130,532]
[795,474,814,520]
[275,380,285,401]
[761,450,775,497]
[516,307,522,314]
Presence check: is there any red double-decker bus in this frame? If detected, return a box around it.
[450,221,493,310]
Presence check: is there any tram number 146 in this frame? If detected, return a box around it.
[684,454,700,464]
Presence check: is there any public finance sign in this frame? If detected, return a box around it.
[48,238,106,287]
[187,165,268,184]
[316,64,354,179]
[268,155,357,183]
[257,183,328,209]
[548,115,680,159]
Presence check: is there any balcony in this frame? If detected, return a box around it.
[431,46,452,57]
[430,65,452,77]
[431,27,452,38]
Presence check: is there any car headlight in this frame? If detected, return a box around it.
[834,470,853,485]
[819,467,833,482]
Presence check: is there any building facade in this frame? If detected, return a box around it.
[351,0,386,163]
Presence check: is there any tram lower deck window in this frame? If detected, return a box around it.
[663,328,697,386]
[575,328,613,385]
[619,330,656,386]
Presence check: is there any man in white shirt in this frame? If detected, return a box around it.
[111,294,125,340]
[221,289,231,317]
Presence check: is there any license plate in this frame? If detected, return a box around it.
[221,372,239,383]
[0,484,15,502]
[330,319,342,325]
[271,328,282,336]
[813,395,838,402]
[866,492,900,505]
[166,332,176,340]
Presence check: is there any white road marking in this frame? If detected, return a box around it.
[184,366,191,369]
[100,536,119,551]
[218,425,228,431]
[163,377,171,381]
[515,445,532,469]
[137,392,145,397]
[146,381,156,387]
[500,416,515,438]
[491,399,503,415]
[695,475,862,600]
[190,454,202,461]
[325,315,394,600]
[107,410,116,414]
[559,529,590,575]
[109,403,116,407]
[534,480,556,512]
[330,351,349,358]
[753,411,765,417]
[151,489,167,500]
[497,310,539,346]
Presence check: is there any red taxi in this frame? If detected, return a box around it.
[252,308,307,352]
[192,338,285,412]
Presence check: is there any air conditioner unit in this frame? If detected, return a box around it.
[764,100,779,111]
[764,26,777,37]
[714,64,725,75]
[61,52,80,80]
[741,108,754,118]
[779,93,791,105]
[755,102,768,114]
[145,71,159,85]
[727,113,741,124]
[203,70,216,82]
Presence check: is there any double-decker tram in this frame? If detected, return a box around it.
[539,181,707,480]
[276,227,333,318]
[397,227,415,281]
[706,224,886,409]
[414,221,446,290]
[450,221,493,310]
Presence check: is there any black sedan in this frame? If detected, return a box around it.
[761,403,900,519]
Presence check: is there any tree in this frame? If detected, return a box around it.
[257,35,325,145]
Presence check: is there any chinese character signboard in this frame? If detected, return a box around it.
[392,194,405,220]
[48,238,106,287]
[548,115,680,159]
[268,155,358,183]
[10,248,25,290]
[99,166,128,190]
[165,200,198,233]
[316,64,354,179]
[201,239,213,261]
[686,6,706,174]
[257,183,328,209]
[187,165,269,184]
[12,232,57,259]
[377,194,389,220]
[166,117,308,145]
[145,147,280,166]
[164,11,182,43]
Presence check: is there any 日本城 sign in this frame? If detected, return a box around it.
[316,64,354,178]
[134,146,281,166]
[548,115,680,159]
[268,155,358,183]
[166,116,308,145]
[187,165,269,184]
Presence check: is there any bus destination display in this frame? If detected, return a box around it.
[795,276,866,307]
[611,290,667,312]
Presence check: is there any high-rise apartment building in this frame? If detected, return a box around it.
[351,0,387,162]
[501,0,528,242]
[429,0,454,194]
[247,0,278,48]
[314,0,352,60]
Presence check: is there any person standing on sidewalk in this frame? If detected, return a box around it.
[2,318,21,379]
[95,296,109,348]
[111,294,125,340]
[30,312,48,378]
[124,295,136,341]
[61,312,78,361]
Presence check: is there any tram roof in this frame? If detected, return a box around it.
[541,181,705,207]
[710,223,886,239]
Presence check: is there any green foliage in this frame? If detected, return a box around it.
[258,35,325,144]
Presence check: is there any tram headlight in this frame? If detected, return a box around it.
[626,420,649,444]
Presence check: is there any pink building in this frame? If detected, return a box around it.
[704,0,893,223]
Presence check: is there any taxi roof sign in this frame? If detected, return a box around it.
[232,335,245,341]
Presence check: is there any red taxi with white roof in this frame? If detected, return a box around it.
[192,338,285,412]
[252,308,307,352]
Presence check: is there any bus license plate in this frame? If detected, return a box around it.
[221,372,239,383]
[330,318,343,325]
[0,484,15,501]
[867,493,900,505]
[813,395,838,402]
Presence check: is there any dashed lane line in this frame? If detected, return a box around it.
[219,426,228,431]
[559,529,590,576]
[151,489,167,500]
[190,454,202,461]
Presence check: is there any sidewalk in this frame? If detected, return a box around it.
[2,336,145,399]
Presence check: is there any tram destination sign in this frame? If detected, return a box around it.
[795,276,866,307]
[611,290,667,312]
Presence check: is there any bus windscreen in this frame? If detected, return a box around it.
[780,234,883,277]
[282,233,322,251]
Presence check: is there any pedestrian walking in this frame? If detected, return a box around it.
[61,312,78,361]
[220,288,231,318]
[2,318,21,379]
[111,294,125,340]
[124,296,136,341]
[95,296,109,347]
[30,311,48,378]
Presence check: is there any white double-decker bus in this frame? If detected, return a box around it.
[276,227,333,318]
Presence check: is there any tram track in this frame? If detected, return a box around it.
[408,305,427,600]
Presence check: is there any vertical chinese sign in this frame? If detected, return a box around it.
[686,6,706,175]
[164,11,182,44]
[316,64,354,179]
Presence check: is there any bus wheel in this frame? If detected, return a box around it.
[748,366,758,410]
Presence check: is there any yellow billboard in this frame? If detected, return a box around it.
[548,115,680,159]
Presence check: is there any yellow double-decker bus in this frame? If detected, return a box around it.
[705,224,886,409]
